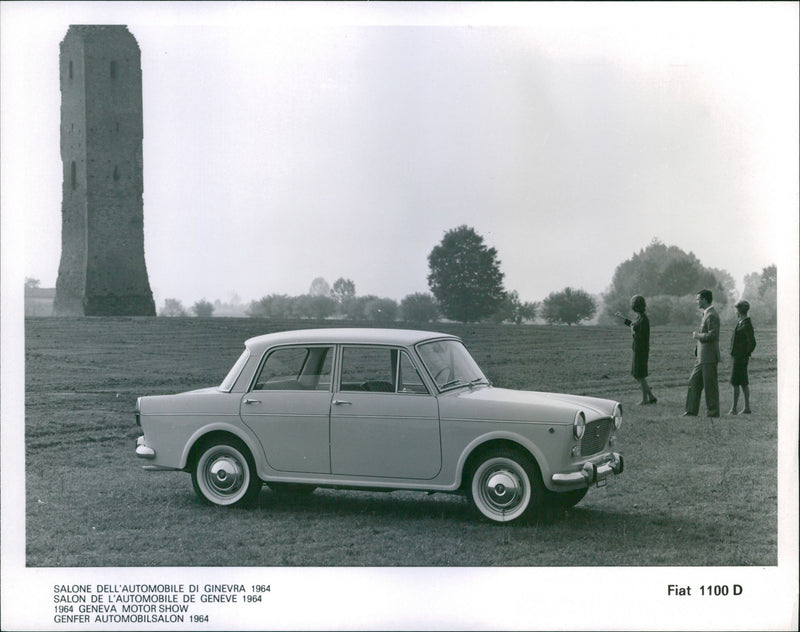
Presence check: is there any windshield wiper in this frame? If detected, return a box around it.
[440,379,465,390]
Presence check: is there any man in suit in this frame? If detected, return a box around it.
[684,289,721,418]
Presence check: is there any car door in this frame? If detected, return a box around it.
[330,345,441,479]
[239,345,333,474]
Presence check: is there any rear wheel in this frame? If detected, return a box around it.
[467,448,544,523]
[191,438,261,507]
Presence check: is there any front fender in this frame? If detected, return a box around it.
[455,429,555,487]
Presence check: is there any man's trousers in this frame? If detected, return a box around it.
[685,361,720,417]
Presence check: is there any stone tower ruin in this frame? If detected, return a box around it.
[54,25,155,316]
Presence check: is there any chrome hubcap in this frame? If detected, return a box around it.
[485,471,521,508]
[208,456,243,494]
[483,469,522,510]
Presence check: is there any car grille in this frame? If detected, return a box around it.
[581,418,612,456]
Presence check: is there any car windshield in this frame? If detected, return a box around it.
[219,349,250,392]
[416,339,488,391]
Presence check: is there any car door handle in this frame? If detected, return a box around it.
[332,399,352,406]
[244,398,261,405]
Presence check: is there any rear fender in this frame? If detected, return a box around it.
[180,423,263,471]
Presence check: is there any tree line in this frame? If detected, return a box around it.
[157,228,777,326]
[245,280,439,323]
[600,239,776,326]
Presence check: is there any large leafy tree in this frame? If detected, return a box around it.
[541,287,597,325]
[602,238,732,323]
[427,225,505,322]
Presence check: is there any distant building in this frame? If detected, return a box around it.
[25,287,56,316]
[54,25,155,316]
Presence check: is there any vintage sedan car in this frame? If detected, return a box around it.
[135,328,623,523]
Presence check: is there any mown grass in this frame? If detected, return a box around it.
[24,317,778,566]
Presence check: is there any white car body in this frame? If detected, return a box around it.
[136,328,623,523]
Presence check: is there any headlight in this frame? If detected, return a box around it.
[573,411,586,440]
[612,403,623,429]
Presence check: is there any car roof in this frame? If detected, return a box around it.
[243,328,459,352]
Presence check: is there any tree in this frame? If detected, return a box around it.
[247,294,294,319]
[708,267,735,309]
[160,298,187,317]
[25,277,41,289]
[400,292,439,323]
[541,287,597,325]
[309,277,331,297]
[331,278,356,304]
[490,290,539,324]
[191,299,215,317]
[295,294,337,319]
[759,264,777,295]
[666,295,703,326]
[427,225,505,322]
[602,238,734,324]
[660,259,703,296]
[742,264,777,325]
[212,293,247,317]
[742,271,761,301]
[349,296,375,320]
[340,296,365,320]
[363,297,398,323]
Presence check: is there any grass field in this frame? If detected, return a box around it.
[24,317,778,566]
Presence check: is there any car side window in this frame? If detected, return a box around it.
[398,351,429,394]
[340,347,395,392]
[254,346,332,391]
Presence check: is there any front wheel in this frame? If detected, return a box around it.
[467,449,544,523]
[192,438,261,507]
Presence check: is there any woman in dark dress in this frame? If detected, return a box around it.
[615,295,657,405]
[728,299,756,414]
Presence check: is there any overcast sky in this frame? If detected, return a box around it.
[2,1,798,309]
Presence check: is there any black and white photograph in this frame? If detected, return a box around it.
[1,1,798,630]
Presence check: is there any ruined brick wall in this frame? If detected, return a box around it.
[54,25,155,316]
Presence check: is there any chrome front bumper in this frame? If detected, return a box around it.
[136,435,155,459]
[551,452,624,487]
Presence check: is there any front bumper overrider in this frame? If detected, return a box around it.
[551,452,624,487]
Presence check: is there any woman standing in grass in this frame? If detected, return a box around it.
[728,299,757,414]
[615,295,657,405]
